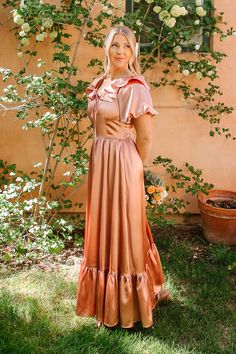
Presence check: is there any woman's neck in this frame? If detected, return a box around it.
[108,68,133,80]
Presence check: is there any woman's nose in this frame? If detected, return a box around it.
[117,46,123,54]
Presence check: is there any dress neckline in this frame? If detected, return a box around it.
[102,76,136,83]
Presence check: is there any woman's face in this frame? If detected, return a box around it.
[108,33,133,71]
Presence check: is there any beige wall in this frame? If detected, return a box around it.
[0,0,236,214]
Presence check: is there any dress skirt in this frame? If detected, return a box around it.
[76,135,165,328]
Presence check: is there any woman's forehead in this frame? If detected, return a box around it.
[112,32,129,43]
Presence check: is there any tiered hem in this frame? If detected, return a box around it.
[76,243,165,328]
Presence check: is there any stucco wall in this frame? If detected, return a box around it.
[0,0,236,214]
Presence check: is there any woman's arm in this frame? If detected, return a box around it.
[132,114,153,165]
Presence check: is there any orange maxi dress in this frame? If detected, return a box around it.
[76,75,165,328]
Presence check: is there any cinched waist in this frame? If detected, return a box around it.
[95,135,135,142]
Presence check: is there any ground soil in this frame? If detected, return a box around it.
[1,223,236,276]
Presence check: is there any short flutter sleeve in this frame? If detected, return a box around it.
[117,77,158,124]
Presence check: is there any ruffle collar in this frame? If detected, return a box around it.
[86,75,150,102]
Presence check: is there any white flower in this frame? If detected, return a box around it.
[107,9,113,15]
[9,172,16,176]
[207,71,213,76]
[102,5,108,11]
[232,31,236,36]
[196,6,206,17]
[145,194,149,201]
[16,177,23,182]
[36,33,45,42]
[146,0,154,3]
[14,15,24,25]
[151,199,157,205]
[195,44,200,50]
[153,6,161,14]
[1,211,9,217]
[133,0,141,2]
[194,19,200,25]
[196,0,203,6]
[136,20,142,26]
[63,171,71,176]
[180,7,188,16]
[12,9,18,17]
[33,162,43,168]
[21,37,29,46]
[173,45,182,54]
[161,190,168,199]
[20,0,26,8]
[182,69,190,76]
[165,17,176,28]
[50,31,58,40]
[195,71,203,79]
[19,30,26,37]
[22,23,31,32]
[159,10,170,21]
[170,5,182,18]
[42,18,53,29]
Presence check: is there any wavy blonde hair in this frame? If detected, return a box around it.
[103,26,141,77]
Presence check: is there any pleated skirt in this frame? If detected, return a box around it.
[76,136,165,328]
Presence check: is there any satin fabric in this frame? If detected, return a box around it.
[76,75,165,328]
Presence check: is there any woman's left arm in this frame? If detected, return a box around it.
[132,114,153,165]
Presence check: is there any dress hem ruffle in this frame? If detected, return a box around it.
[76,242,165,328]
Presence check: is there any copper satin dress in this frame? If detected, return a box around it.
[76,75,165,328]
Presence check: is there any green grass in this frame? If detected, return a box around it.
[0,228,236,354]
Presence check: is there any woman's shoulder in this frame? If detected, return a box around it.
[112,75,150,90]
[85,75,105,99]
[86,75,104,90]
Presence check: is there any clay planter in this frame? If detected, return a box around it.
[197,189,236,245]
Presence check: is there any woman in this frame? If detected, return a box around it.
[76,26,170,329]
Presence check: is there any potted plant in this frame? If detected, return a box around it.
[198,190,236,245]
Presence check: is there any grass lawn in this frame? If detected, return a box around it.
[0,225,236,354]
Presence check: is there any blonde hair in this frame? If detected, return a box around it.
[103,26,141,77]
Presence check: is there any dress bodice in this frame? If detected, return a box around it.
[86,75,158,140]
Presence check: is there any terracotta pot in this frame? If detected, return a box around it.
[197,189,236,245]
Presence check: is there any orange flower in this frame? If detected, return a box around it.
[155,195,161,202]
[155,186,164,193]
[147,185,156,194]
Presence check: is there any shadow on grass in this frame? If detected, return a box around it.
[1,228,236,354]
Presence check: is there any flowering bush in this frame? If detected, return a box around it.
[144,170,168,208]
[145,156,214,227]
[0,159,77,262]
